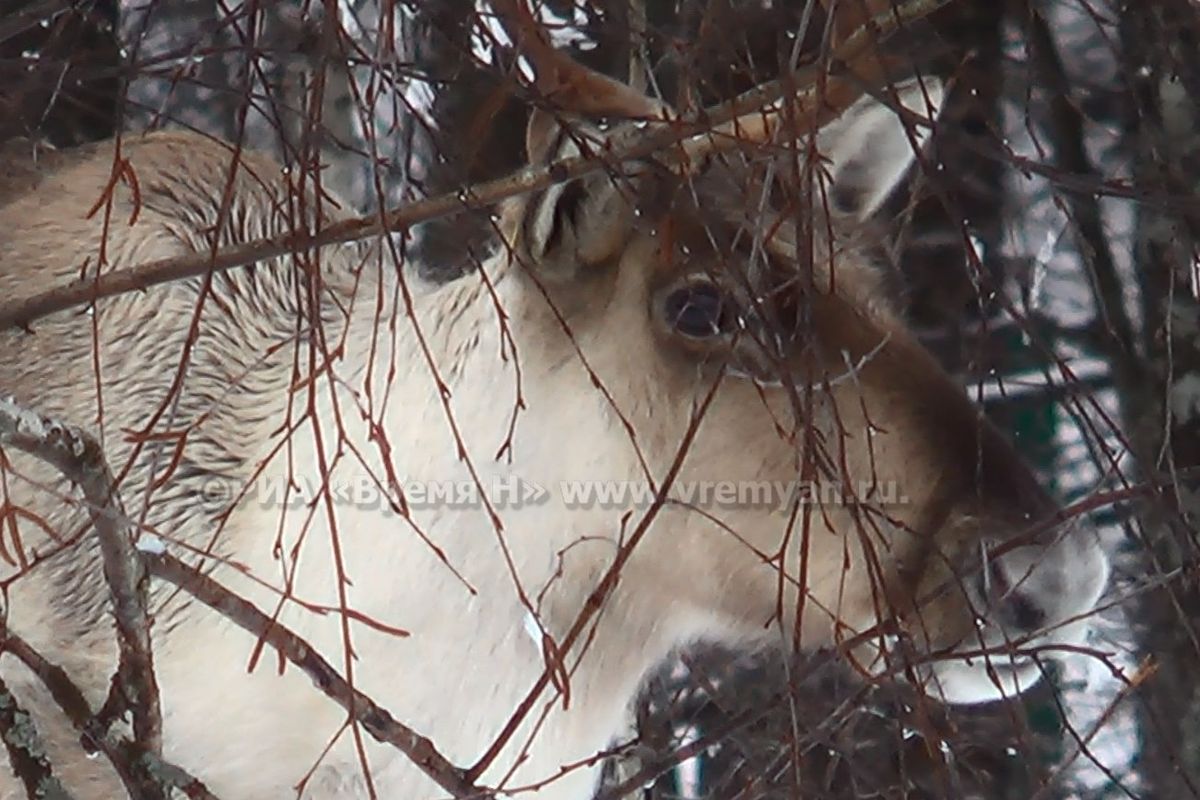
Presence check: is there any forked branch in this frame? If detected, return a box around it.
[0,398,218,798]
[0,398,161,758]
[1,631,220,799]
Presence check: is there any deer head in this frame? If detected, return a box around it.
[462,3,1110,708]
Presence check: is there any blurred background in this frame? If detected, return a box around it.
[0,0,1194,797]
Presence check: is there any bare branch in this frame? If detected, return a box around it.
[0,399,161,770]
[141,550,487,799]
[822,0,894,50]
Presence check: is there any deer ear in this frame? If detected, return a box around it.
[816,77,944,221]
[519,111,634,278]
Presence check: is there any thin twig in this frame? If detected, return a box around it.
[0,0,950,334]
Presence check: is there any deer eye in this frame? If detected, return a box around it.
[662,280,738,339]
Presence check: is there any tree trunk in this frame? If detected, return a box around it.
[1123,0,1200,795]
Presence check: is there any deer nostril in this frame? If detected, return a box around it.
[1005,592,1048,632]
[984,556,1048,632]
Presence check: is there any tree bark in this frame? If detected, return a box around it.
[1123,0,1200,795]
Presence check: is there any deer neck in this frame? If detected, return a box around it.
[268,258,701,791]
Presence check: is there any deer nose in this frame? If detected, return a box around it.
[976,529,1109,642]
[984,554,1050,633]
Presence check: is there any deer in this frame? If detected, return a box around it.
[0,4,1109,799]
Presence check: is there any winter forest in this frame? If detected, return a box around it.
[0,0,1196,798]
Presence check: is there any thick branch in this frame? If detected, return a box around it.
[695,0,947,151]
[0,674,72,800]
